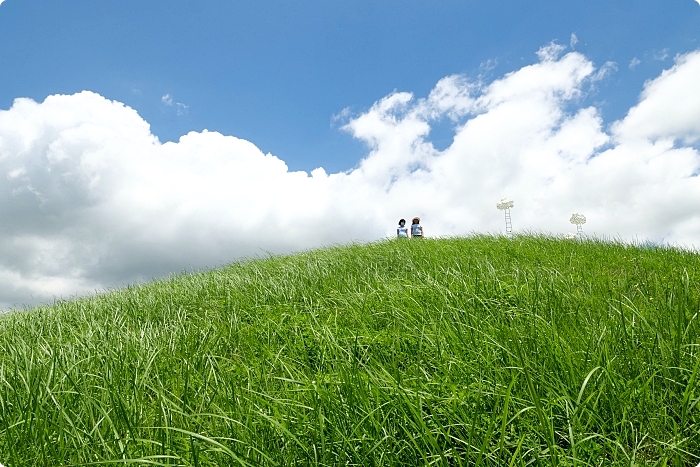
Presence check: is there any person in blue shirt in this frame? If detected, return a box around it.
[397,219,409,238]
[411,217,423,238]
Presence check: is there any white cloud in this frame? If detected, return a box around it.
[629,57,642,69]
[536,42,567,62]
[479,58,498,73]
[162,93,188,116]
[613,51,700,144]
[1,48,700,309]
[570,33,579,49]
[590,61,617,82]
[330,106,353,126]
[652,48,670,61]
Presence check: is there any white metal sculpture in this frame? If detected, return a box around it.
[564,232,577,240]
[569,213,586,237]
[497,198,514,235]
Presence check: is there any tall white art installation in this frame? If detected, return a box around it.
[570,213,586,237]
[497,198,514,235]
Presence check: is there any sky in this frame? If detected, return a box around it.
[0,0,699,309]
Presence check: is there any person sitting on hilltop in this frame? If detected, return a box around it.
[397,219,409,238]
[411,217,423,238]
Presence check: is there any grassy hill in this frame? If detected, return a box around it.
[0,235,699,466]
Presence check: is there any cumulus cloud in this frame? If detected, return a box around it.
[1,48,700,309]
[612,52,700,144]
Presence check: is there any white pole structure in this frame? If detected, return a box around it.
[496,198,514,235]
[569,213,586,237]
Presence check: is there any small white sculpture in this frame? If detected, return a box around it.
[496,198,514,235]
[570,213,586,236]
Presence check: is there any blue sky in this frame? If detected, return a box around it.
[1,0,698,172]
[1,0,700,309]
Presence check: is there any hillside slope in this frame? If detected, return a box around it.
[0,235,699,466]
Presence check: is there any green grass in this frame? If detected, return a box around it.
[1,234,699,466]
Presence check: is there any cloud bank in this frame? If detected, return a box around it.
[1,47,700,308]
